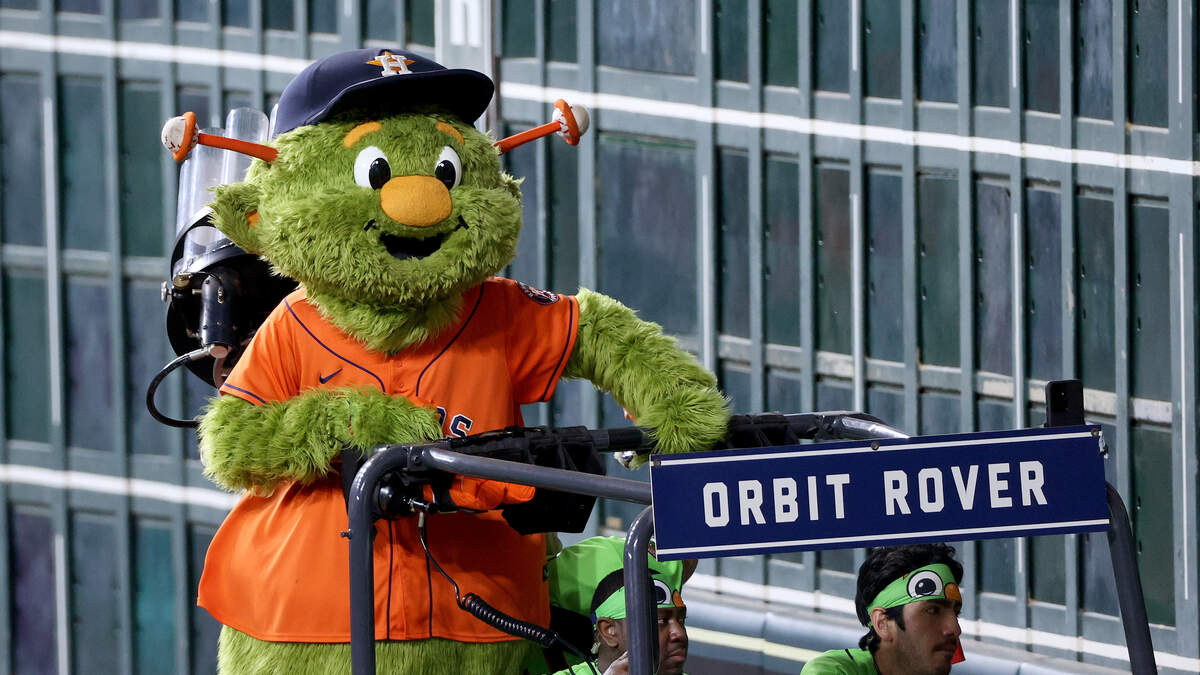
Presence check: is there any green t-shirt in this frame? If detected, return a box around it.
[800,648,879,674]
[549,662,689,675]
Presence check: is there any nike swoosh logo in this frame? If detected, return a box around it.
[318,368,342,384]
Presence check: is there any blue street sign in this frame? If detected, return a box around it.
[650,426,1110,561]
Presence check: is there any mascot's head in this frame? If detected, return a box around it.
[209,48,523,309]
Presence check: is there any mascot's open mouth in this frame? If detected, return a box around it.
[378,216,469,260]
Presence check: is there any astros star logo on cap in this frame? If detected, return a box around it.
[367,51,415,77]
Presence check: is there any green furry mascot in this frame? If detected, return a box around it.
[193,48,728,674]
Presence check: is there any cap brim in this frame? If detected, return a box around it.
[298,68,494,131]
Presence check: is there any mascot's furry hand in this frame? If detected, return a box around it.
[191,47,728,675]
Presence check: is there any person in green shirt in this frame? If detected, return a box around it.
[801,544,965,675]
[544,536,690,675]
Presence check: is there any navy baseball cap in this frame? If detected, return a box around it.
[272,48,494,136]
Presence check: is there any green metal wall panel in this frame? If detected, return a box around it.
[918,173,959,367]
[1127,0,1168,127]
[1022,0,1059,113]
[363,0,397,41]
[971,0,1010,108]
[718,149,750,338]
[59,76,108,252]
[4,271,49,443]
[548,141,579,294]
[715,0,748,82]
[70,512,120,674]
[973,180,1012,375]
[918,0,957,103]
[814,0,849,93]
[502,0,537,58]
[1075,0,1114,120]
[1076,195,1116,393]
[866,170,903,362]
[118,81,164,258]
[815,165,851,354]
[66,279,113,453]
[1131,424,1175,626]
[1,73,44,247]
[597,0,696,75]
[8,506,56,674]
[763,0,798,87]
[1131,199,1171,401]
[764,156,800,347]
[547,0,578,63]
[1025,186,1063,381]
[863,0,901,99]
[133,519,176,675]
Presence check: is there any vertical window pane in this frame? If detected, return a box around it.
[763,0,798,86]
[127,282,172,454]
[720,362,751,413]
[863,0,901,98]
[1075,0,1113,120]
[59,76,108,251]
[66,279,113,452]
[814,0,849,93]
[120,81,164,257]
[5,271,50,442]
[1022,0,1059,113]
[767,369,803,413]
[223,90,253,117]
[504,123,540,283]
[309,0,336,33]
[718,149,749,338]
[918,0,958,103]
[548,141,579,295]
[70,512,119,674]
[918,173,959,367]
[867,384,904,429]
[502,0,536,58]
[598,0,696,75]
[597,135,697,336]
[1025,186,1062,380]
[1131,424,1174,625]
[189,525,221,674]
[363,0,396,41]
[547,0,578,62]
[764,156,800,345]
[177,85,212,130]
[184,375,212,458]
[119,0,158,19]
[2,0,37,8]
[1128,0,1167,126]
[1130,200,1170,400]
[971,0,1009,107]
[973,180,1011,374]
[264,0,294,30]
[815,165,851,354]
[222,0,250,27]
[1076,194,1114,392]
[715,0,748,81]
[1030,534,1066,605]
[10,508,57,673]
[866,171,902,361]
[176,0,206,22]
[405,0,435,46]
[134,519,177,674]
[919,391,959,434]
[1,73,44,247]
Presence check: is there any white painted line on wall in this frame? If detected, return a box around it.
[501,83,1200,177]
[1010,0,1018,90]
[42,98,62,428]
[1181,232,1189,600]
[688,574,1200,670]
[851,0,859,73]
[55,533,68,675]
[0,464,239,510]
[1,32,1196,175]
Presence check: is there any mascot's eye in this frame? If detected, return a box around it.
[354,145,391,190]
[651,579,671,606]
[906,570,945,599]
[434,146,462,190]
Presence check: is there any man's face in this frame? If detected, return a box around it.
[655,607,688,675]
[605,607,688,675]
[889,599,961,675]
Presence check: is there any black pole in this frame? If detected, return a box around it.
[1105,482,1159,674]
[624,506,657,675]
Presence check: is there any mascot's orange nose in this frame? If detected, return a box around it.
[379,175,452,227]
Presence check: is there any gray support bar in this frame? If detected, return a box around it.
[624,506,657,675]
[1105,482,1158,674]
[421,448,654,504]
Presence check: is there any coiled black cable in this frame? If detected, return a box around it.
[417,513,599,674]
[145,347,210,428]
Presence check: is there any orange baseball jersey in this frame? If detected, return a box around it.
[197,277,579,643]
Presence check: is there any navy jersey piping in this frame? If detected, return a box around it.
[220,383,268,405]
[284,298,386,393]
[415,284,486,398]
[539,296,575,401]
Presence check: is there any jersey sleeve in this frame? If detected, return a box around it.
[501,279,579,405]
[218,300,301,405]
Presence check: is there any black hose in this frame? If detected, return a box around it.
[145,347,210,428]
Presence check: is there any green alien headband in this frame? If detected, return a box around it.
[867,563,962,615]
[547,536,684,625]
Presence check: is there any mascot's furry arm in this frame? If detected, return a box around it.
[199,388,442,492]
[566,290,728,456]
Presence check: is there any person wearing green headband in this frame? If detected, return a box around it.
[801,544,964,675]
[545,536,691,675]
